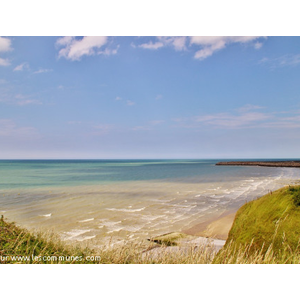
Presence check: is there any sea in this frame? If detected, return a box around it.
[0,159,299,247]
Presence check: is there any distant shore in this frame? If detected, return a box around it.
[216,161,300,168]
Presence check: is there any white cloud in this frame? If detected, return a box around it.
[195,111,270,128]
[191,36,264,60]
[0,57,10,66]
[56,36,109,61]
[0,37,12,67]
[33,68,53,74]
[174,105,300,130]
[169,37,187,51]
[98,45,119,56]
[131,120,165,131]
[131,126,151,131]
[56,36,74,46]
[157,37,187,51]
[0,93,42,106]
[17,99,42,106]
[155,94,163,100]
[192,37,226,60]
[114,97,134,105]
[137,36,264,60]
[236,104,264,113]
[0,37,12,52]
[149,120,165,125]
[174,105,272,129]
[13,62,29,71]
[138,41,164,50]
[260,54,300,68]
[15,94,25,99]
[91,124,114,135]
[68,121,82,125]
[254,42,263,50]
[0,119,39,139]
[126,100,135,106]
[138,37,187,51]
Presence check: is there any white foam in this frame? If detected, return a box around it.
[76,235,96,241]
[177,205,197,212]
[142,214,165,221]
[219,200,230,205]
[99,220,124,234]
[196,207,211,213]
[174,203,197,208]
[100,220,122,226]
[40,213,51,217]
[107,228,123,234]
[63,229,91,240]
[210,195,224,199]
[208,187,220,191]
[78,218,94,223]
[123,224,144,232]
[164,210,176,214]
[151,198,174,203]
[106,207,145,213]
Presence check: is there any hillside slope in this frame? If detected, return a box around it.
[214,185,300,263]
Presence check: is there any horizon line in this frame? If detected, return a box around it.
[0,158,300,161]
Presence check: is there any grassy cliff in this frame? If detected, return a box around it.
[214,185,300,263]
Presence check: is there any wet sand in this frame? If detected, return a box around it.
[183,210,237,240]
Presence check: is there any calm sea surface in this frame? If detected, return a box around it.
[1,159,299,246]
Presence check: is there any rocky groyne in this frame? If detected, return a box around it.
[216,161,300,167]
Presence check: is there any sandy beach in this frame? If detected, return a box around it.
[183,210,237,240]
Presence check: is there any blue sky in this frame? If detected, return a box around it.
[0,36,300,159]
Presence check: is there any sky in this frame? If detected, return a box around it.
[0,36,300,159]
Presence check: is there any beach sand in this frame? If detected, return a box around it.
[143,212,235,257]
[182,210,237,240]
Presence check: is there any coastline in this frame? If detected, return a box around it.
[2,160,300,248]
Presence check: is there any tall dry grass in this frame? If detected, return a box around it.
[2,215,300,264]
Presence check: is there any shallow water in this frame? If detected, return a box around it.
[0,159,299,246]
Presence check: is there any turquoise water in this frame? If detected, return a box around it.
[0,159,224,188]
[1,159,297,189]
[1,159,300,246]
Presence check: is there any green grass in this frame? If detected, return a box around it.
[148,232,188,246]
[289,185,300,206]
[214,185,300,263]
[0,216,97,264]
